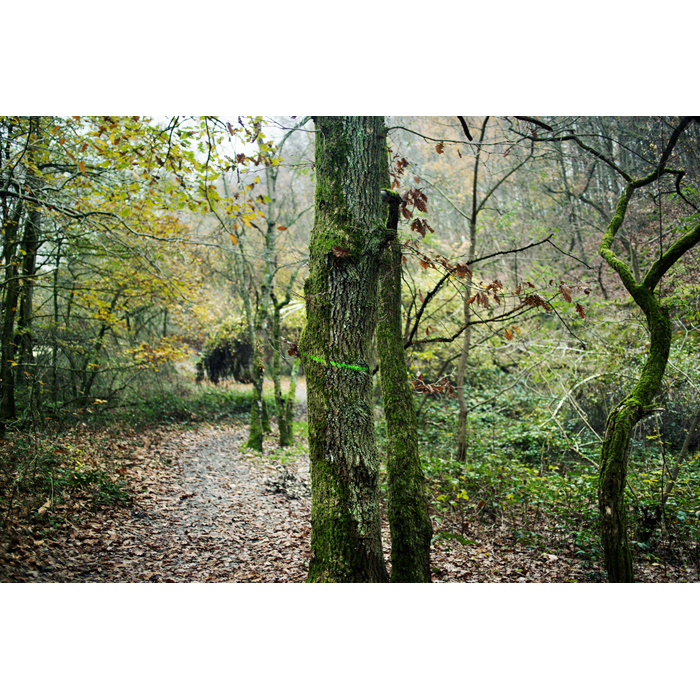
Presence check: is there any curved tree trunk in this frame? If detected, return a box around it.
[597,118,700,581]
[598,299,670,582]
[300,116,389,583]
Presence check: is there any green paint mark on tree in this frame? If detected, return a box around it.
[304,354,369,372]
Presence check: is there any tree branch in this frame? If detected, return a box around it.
[456,117,473,141]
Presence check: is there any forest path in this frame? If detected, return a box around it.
[2,426,314,582]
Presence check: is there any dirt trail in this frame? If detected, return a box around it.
[1,426,313,582]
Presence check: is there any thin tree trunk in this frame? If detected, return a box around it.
[283,357,300,445]
[1,199,23,424]
[636,401,700,544]
[271,289,294,447]
[300,116,389,582]
[377,188,432,582]
[51,239,63,404]
[235,239,264,451]
[16,205,39,383]
[455,117,487,461]
[663,401,700,502]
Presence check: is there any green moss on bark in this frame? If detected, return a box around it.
[246,394,263,451]
[597,156,700,582]
[377,161,432,583]
[300,116,389,583]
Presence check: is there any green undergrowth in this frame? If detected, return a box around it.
[110,382,277,428]
[0,426,134,543]
[392,386,700,574]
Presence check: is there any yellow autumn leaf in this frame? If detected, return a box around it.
[79,161,86,174]
[229,232,238,245]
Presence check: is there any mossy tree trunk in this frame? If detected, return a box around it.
[244,323,266,451]
[300,116,389,583]
[271,289,295,447]
[282,357,300,446]
[376,187,432,582]
[597,117,700,582]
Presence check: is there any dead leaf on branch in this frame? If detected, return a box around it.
[400,187,429,219]
[411,373,457,398]
[522,293,552,312]
[410,218,434,238]
[559,283,573,303]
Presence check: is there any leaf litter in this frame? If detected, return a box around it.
[1,422,696,583]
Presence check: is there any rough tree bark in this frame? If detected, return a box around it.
[597,117,700,582]
[300,116,389,582]
[377,186,432,582]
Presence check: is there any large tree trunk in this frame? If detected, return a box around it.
[300,116,389,582]
[377,190,432,582]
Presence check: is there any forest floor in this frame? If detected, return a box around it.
[1,384,697,583]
